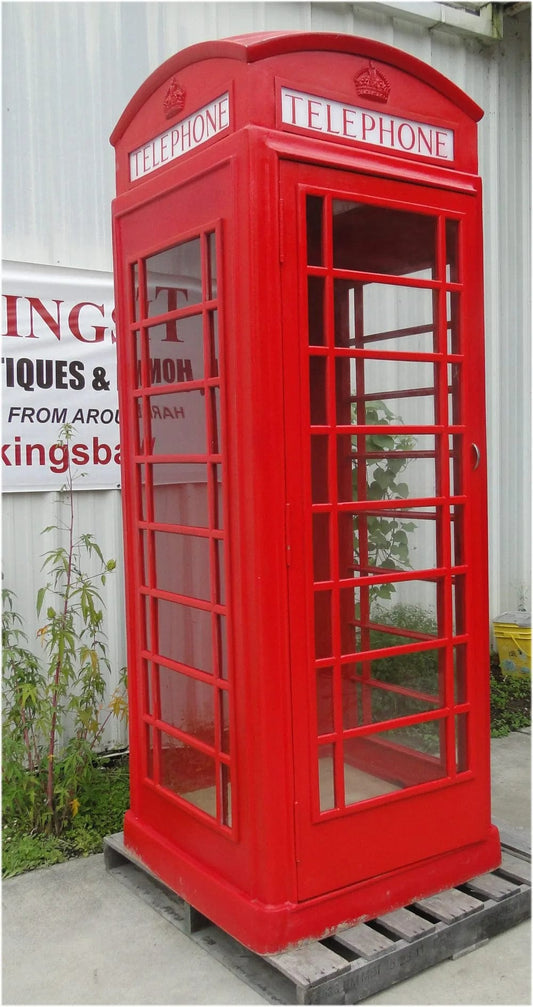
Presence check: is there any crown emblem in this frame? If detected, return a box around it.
[354,61,391,104]
[163,77,186,119]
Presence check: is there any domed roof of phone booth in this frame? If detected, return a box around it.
[110,29,483,147]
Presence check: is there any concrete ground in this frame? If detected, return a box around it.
[2,730,531,1005]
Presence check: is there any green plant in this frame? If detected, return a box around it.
[2,758,130,878]
[354,401,417,606]
[2,424,127,839]
[368,602,439,689]
[490,652,531,737]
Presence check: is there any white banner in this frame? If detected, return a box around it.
[2,261,120,492]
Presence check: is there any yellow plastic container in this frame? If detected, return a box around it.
[493,611,531,677]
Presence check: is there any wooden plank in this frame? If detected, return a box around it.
[451,937,489,960]
[493,819,531,860]
[498,852,532,885]
[463,872,519,901]
[413,888,483,923]
[339,887,531,1005]
[182,901,210,934]
[335,922,396,959]
[375,906,436,940]
[265,943,351,987]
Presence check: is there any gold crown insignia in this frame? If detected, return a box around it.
[354,61,391,104]
[163,77,186,119]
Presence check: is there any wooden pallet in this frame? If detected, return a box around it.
[104,832,531,1005]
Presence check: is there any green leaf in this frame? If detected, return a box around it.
[36,588,47,617]
[367,481,384,500]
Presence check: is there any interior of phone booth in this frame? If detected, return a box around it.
[307,192,465,812]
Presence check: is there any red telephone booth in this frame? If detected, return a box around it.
[110,31,500,954]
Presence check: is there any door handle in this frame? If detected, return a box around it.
[472,443,481,470]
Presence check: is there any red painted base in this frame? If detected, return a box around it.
[123,811,501,954]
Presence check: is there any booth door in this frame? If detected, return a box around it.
[280,160,491,901]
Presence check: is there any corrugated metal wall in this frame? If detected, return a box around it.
[2,2,530,748]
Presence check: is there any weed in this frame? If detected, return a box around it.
[490,653,531,736]
[2,424,127,844]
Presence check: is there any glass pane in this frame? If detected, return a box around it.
[154,531,211,601]
[334,281,436,353]
[454,645,467,703]
[215,539,226,605]
[369,600,440,649]
[145,725,155,779]
[160,733,216,817]
[315,590,332,659]
[311,436,329,503]
[343,748,403,803]
[208,388,221,454]
[134,331,143,389]
[308,277,326,346]
[456,713,468,773]
[316,667,335,735]
[207,231,217,299]
[342,664,360,730]
[307,195,324,266]
[449,435,463,497]
[131,262,140,321]
[340,582,440,655]
[356,653,442,727]
[343,718,446,800]
[152,464,209,526]
[136,395,147,453]
[208,311,219,377]
[142,659,152,715]
[452,575,467,635]
[335,356,437,427]
[146,316,204,384]
[332,202,436,278]
[313,513,330,581]
[448,362,462,425]
[139,529,149,585]
[318,743,336,811]
[145,238,202,316]
[136,464,148,522]
[446,219,460,283]
[142,595,152,653]
[211,463,224,530]
[309,356,328,424]
[451,505,465,565]
[341,432,439,502]
[368,719,444,760]
[148,390,206,457]
[220,764,232,827]
[220,689,230,753]
[159,664,215,746]
[447,291,461,355]
[338,507,438,576]
[216,615,228,680]
[157,598,213,674]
